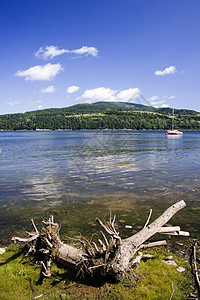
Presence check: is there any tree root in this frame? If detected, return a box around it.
[12,200,189,282]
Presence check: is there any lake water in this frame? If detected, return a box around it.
[0,130,200,243]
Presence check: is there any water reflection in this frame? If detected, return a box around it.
[0,131,199,199]
[166,135,183,139]
[0,130,200,240]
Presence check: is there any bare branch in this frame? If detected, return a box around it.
[24,245,35,257]
[143,209,152,228]
[98,239,106,252]
[51,215,54,224]
[96,217,121,242]
[139,240,167,250]
[44,238,53,248]
[193,242,200,290]
[96,218,113,235]
[158,226,181,233]
[131,251,143,266]
[125,200,186,247]
[88,264,106,270]
[31,218,39,234]
[11,235,39,243]
[100,231,109,248]
[41,259,51,277]
[48,217,51,233]
[92,242,100,254]
[169,282,175,300]
[110,214,119,236]
[25,231,37,236]
[39,249,50,254]
[160,230,189,236]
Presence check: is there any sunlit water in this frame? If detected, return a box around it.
[0,130,200,242]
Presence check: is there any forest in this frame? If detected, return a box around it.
[0,101,199,131]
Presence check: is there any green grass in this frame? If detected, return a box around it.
[131,248,190,299]
[104,248,191,299]
[0,244,193,300]
[0,245,73,300]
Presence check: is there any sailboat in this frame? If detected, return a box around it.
[165,108,183,135]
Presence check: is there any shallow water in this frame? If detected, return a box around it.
[0,130,200,243]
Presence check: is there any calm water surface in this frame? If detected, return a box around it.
[0,130,200,242]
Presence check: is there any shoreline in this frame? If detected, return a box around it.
[0,129,200,132]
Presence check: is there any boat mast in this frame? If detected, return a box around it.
[172,108,174,130]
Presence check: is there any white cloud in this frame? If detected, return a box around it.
[40,85,56,93]
[7,101,20,106]
[35,45,98,60]
[15,63,63,81]
[148,96,159,101]
[154,66,177,76]
[31,100,42,103]
[71,46,98,57]
[115,88,141,101]
[35,46,68,60]
[38,105,44,109]
[78,87,141,103]
[67,85,80,94]
[148,94,174,108]
[151,99,166,106]
[78,87,117,102]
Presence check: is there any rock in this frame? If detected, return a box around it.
[162,260,177,266]
[0,248,6,255]
[33,295,44,300]
[177,267,186,273]
[60,294,67,299]
[166,255,173,259]
[125,225,133,229]
[143,254,154,258]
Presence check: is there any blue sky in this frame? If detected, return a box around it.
[1,0,200,114]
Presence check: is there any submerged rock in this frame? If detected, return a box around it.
[125,225,133,228]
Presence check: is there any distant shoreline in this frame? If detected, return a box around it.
[1,102,200,131]
[0,129,200,132]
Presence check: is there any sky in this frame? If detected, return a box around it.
[1,0,200,114]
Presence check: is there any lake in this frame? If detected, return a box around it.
[0,130,200,244]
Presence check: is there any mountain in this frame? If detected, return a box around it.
[0,101,199,131]
[27,101,198,115]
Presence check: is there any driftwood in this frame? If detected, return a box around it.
[192,241,200,292]
[12,200,189,282]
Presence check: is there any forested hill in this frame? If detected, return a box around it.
[0,101,200,131]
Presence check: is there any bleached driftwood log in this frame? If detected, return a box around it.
[192,241,200,291]
[12,200,189,282]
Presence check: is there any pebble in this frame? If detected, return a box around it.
[177,267,186,273]
[166,255,173,259]
[0,248,6,255]
[143,254,154,258]
[162,260,177,266]
[33,295,43,300]
[125,225,133,229]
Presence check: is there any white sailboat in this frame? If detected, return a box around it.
[165,108,183,135]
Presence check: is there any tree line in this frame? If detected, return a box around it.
[0,110,200,131]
